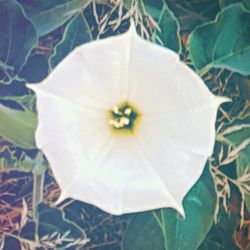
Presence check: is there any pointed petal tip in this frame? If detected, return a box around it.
[128,18,137,36]
[26,83,39,92]
[55,192,68,206]
[215,95,232,106]
[176,203,186,218]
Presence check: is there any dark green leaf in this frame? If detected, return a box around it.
[0,0,37,79]
[18,0,91,36]
[219,0,250,10]
[166,0,220,32]
[143,0,163,18]
[0,102,37,148]
[189,3,250,76]
[122,167,216,250]
[244,0,250,10]
[49,13,92,69]
[219,0,239,9]
[122,211,164,250]
[149,1,181,53]
[198,209,239,250]
[20,54,49,83]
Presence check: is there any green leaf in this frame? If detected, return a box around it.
[0,102,37,149]
[21,203,89,249]
[122,167,216,250]
[18,0,90,36]
[198,209,239,250]
[0,0,37,78]
[219,0,250,10]
[150,2,181,53]
[244,0,250,10]
[49,13,92,69]
[122,211,164,250]
[189,3,250,76]
[218,0,239,9]
[142,0,164,18]
[222,114,250,211]
[19,54,49,83]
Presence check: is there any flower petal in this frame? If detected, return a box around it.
[31,31,134,110]
[58,135,184,215]
[125,31,221,115]
[34,90,112,188]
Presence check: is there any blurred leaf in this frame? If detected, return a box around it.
[222,114,250,211]
[1,236,21,250]
[0,0,37,81]
[145,0,181,53]
[50,13,92,69]
[0,102,37,149]
[189,3,250,76]
[244,0,250,10]
[19,54,49,83]
[21,203,89,249]
[218,0,239,9]
[0,80,29,96]
[18,0,91,36]
[198,209,239,250]
[122,167,216,250]
[122,211,164,250]
[166,0,220,32]
[230,74,250,100]
[219,0,250,10]
[239,77,250,99]
[142,0,164,18]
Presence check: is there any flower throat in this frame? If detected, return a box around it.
[109,102,139,134]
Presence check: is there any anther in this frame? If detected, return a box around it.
[124,108,132,116]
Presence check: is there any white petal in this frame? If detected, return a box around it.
[126,32,219,115]
[34,90,112,188]
[58,135,184,215]
[31,31,134,110]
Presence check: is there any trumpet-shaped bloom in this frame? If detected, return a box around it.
[28,23,228,216]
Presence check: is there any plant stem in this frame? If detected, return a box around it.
[32,171,45,242]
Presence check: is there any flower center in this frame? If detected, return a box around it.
[109,102,139,134]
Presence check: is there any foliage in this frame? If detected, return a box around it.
[189,3,250,75]
[0,0,37,84]
[0,0,249,249]
[122,167,216,250]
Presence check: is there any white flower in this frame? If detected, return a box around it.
[28,23,228,216]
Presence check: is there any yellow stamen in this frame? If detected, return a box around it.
[124,108,132,115]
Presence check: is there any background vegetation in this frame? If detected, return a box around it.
[0,0,250,249]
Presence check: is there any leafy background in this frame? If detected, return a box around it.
[0,0,250,249]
